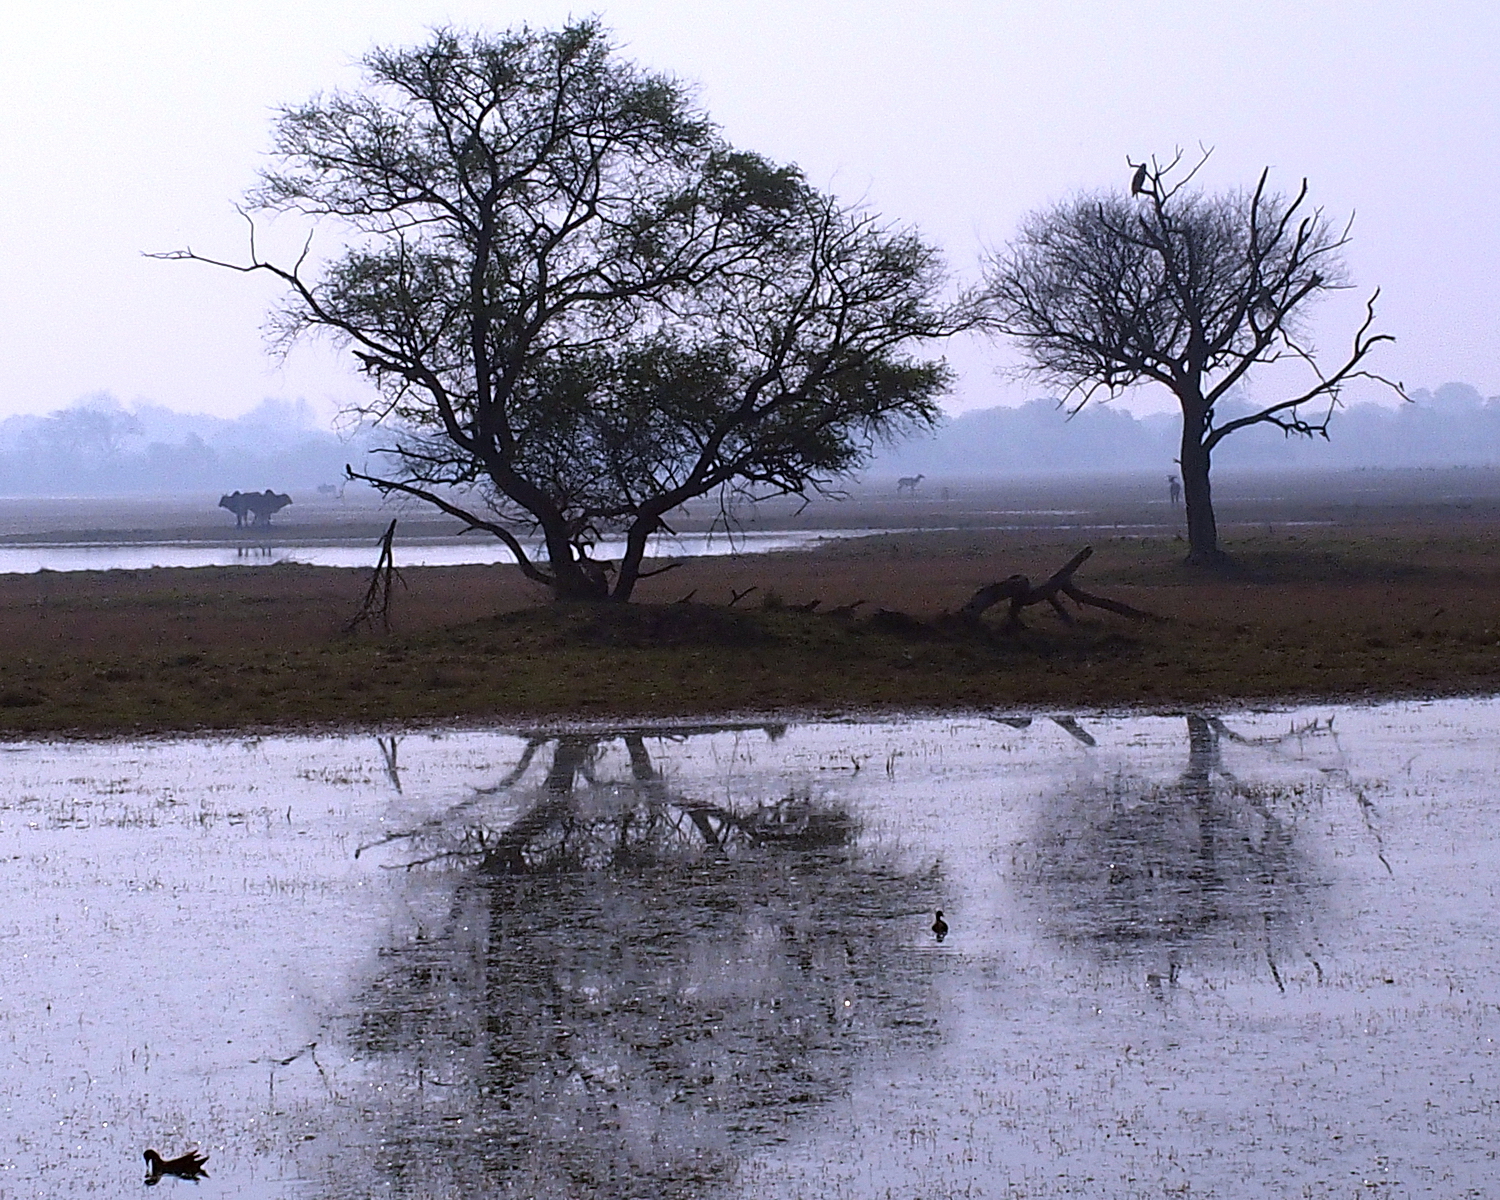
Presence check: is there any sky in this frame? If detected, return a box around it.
[1,0,1495,423]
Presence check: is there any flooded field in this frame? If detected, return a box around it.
[0,528,853,575]
[2,700,1497,1197]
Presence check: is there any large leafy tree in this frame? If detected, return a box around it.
[167,23,969,599]
[982,153,1401,565]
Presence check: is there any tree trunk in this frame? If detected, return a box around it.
[612,517,656,602]
[503,500,617,601]
[1178,403,1225,566]
[485,464,612,601]
[536,514,610,601]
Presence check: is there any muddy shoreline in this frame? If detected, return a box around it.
[3,470,1497,737]
[4,516,1498,736]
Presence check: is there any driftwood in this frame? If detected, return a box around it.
[960,545,1158,629]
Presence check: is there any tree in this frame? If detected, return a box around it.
[982,153,1401,564]
[164,23,969,600]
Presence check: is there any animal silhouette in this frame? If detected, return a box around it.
[896,474,925,495]
[219,489,293,527]
[932,910,948,942]
[144,1148,209,1184]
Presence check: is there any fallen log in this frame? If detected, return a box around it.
[960,545,1159,629]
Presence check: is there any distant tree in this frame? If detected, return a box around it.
[35,402,143,465]
[982,153,1403,564]
[162,22,970,600]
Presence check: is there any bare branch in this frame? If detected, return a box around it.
[342,463,555,588]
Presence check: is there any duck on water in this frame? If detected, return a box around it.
[144,1149,209,1184]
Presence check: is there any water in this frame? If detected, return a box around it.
[2,699,1498,1196]
[0,520,1334,575]
[0,529,861,575]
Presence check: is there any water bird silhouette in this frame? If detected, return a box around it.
[143,1148,209,1184]
[932,910,949,942]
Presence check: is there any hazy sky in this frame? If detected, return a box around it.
[2,1,1495,422]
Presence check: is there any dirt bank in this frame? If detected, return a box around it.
[3,519,1498,736]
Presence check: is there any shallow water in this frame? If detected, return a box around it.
[2,700,1498,1197]
[0,529,858,575]
[0,521,1308,574]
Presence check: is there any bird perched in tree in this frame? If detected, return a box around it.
[1130,161,1149,196]
[144,1149,209,1184]
[932,910,949,942]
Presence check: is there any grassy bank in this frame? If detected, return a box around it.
[2,526,1498,736]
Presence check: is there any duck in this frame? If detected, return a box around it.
[143,1148,209,1184]
[932,910,948,942]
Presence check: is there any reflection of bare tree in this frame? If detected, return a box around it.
[1019,715,1333,992]
[331,727,940,1199]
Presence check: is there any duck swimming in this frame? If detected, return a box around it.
[932,910,948,942]
[144,1149,209,1184]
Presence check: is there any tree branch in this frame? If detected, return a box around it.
[342,463,556,588]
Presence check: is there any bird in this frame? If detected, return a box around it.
[932,910,949,942]
[1130,162,1149,196]
[143,1149,209,1184]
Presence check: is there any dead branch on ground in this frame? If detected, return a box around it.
[960,545,1159,629]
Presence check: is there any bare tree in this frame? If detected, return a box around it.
[160,22,969,600]
[982,152,1402,564]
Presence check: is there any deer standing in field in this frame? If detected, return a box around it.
[896,474,925,495]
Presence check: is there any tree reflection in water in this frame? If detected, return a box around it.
[1017,714,1340,991]
[336,725,941,1200]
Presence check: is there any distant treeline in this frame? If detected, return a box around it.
[875,383,1500,476]
[2,383,1497,496]
[0,397,383,496]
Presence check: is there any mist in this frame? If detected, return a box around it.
[1,383,1496,498]
[874,384,1500,478]
[0,396,381,496]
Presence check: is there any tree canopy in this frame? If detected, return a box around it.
[167,22,971,599]
[983,152,1400,564]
